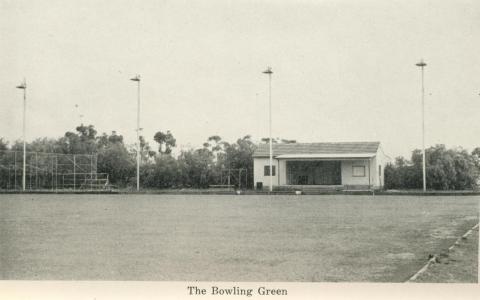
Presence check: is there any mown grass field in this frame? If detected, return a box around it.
[0,194,478,282]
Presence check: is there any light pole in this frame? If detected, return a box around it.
[263,67,273,193]
[416,59,427,192]
[130,75,141,191]
[16,79,27,191]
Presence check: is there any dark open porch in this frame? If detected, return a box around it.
[286,160,341,185]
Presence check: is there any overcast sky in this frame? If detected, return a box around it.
[1,0,479,158]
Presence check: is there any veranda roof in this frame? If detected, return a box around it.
[253,142,380,158]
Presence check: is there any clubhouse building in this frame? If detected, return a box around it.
[253,141,388,190]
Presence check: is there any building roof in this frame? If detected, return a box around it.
[253,141,380,158]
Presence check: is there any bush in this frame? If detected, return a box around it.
[385,145,478,190]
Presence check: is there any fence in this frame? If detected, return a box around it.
[0,150,110,191]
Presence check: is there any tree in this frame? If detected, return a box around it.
[178,148,214,188]
[261,137,296,144]
[0,138,8,151]
[205,135,224,153]
[472,147,480,169]
[222,135,256,188]
[383,163,398,189]
[0,139,10,188]
[76,124,97,141]
[142,155,181,188]
[97,137,135,186]
[450,148,477,189]
[385,145,478,190]
[261,137,279,144]
[154,130,176,154]
[139,135,156,162]
[97,131,124,150]
[56,124,98,154]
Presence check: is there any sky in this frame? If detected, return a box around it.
[0,0,479,158]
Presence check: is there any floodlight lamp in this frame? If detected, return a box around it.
[416,60,427,67]
[16,80,26,89]
[262,67,273,74]
[130,75,141,82]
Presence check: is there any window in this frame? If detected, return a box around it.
[352,165,366,177]
[264,165,276,176]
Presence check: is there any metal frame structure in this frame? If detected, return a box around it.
[0,150,110,191]
[218,168,248,190]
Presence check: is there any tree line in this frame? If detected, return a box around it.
[2,126,480,190]
[384,144,480,190]
[0,124,256,189]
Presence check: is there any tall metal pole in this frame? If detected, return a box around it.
[73,154,76,191]
[35,152,38,189]
[16,79,27,191]
[263,67,273,193]
[130,75,141,191]
[416,60,427,192]
[14,152,17,188]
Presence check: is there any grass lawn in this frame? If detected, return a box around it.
[0,194,478,282]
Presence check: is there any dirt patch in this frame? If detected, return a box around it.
[414,226,478,283]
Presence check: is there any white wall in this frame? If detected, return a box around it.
[341,159,378,187]
[253,157,280,188]
[254,157,383,188]
[279,159,287,185]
